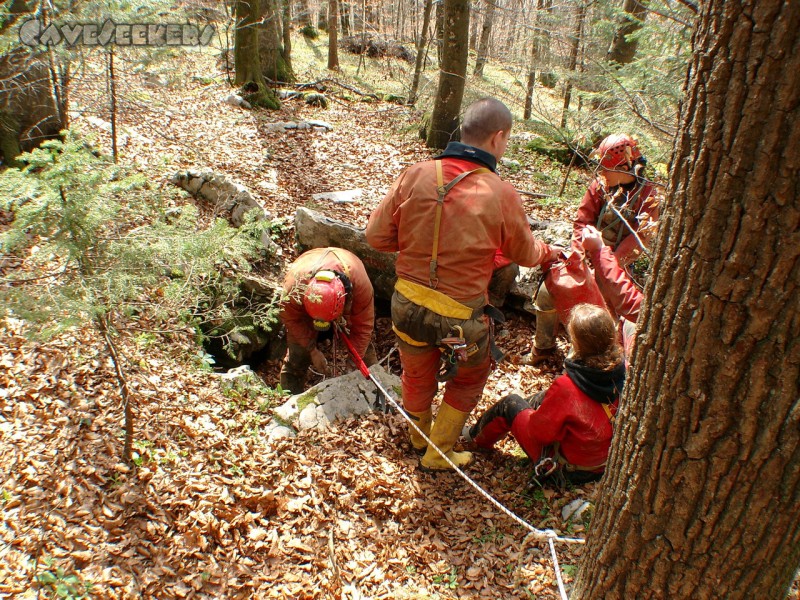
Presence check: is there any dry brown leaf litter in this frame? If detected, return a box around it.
[1,46,594,599]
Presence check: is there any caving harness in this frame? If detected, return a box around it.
[532,402,617,487]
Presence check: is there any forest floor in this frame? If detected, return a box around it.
[1,29,760,600]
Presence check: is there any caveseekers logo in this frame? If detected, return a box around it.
[19,19,215,47]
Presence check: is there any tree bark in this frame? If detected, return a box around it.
[297,0,312,26]
[573,1,800,598]
[469,0,479,51]
[434,0,444,61]
[523,0,545,120]
[234,0,280,108]
[473,0,496,76]
[560,0,586,128]
[409,0,434,105]
[426,0,470,149]
[607,0,648,65]
[259,0,295,82]
[282,0,293,72]
[537,0,555,88]
[327,0,339,69]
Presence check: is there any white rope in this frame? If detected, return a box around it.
[549,537,569,600]
[368,373,585,546]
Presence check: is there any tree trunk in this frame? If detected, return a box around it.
[409,0,434,105]
[607,0,648,65]
[473,0,496,76]
[469,1,479,51]
[282,0,293,72]
[523,2,542,121]
[573,1,800,598]
[559,0,586,128]
[259,0,295,82]
[434,0,444,61]
[537,0,555,88]
[327,0,339,69]
[235,0,280,108]
[340,0,350,36]
[426,0,470,149]
[297,0,312,27]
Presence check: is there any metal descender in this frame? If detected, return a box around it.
[436,325,468,382]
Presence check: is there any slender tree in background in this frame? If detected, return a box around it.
[409,0,434,105]
[473,0,497,76]
[282,0,293,73]
[297,0,312,27]
[560,0,587,128]
[327,0,339,69]
[234,0,280,108]
[523,0,546,120]
[434,0,444,60]
[469,1,479,51]
[573,1,800,597]
[426,0,470,149]
[536,0,556,88]
[607,0,648,65]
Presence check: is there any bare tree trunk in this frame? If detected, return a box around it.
[235,0,280,108]
[427,0,470,149]
[409,0,434,105]
[573,1,800,597]
[523,6,541,120]
[537,0,555,88]
[560,0,586,128]
[340,0,349,36]
[297,0,312,26]
[259,0,295,82]
[283,0,293,71]
[469,0,479,50]
[434,0,444,60]
[607,0,648,65]
[473,0,496,76]
[327,0,339,69]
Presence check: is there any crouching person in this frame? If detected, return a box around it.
[467,304,625,484]
[279,247,376,394]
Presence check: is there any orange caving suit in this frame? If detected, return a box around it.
[366,146,552,414]
[279,247,375,393]
[573,179,659,267]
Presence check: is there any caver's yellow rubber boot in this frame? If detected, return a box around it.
[406,408,433,454]
[420,403,473,471]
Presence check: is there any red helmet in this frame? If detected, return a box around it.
[595,134,642,170]
[303,270,346,330]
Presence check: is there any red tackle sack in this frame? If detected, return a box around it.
[544,251,606,324]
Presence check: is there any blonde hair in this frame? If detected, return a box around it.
[567,304,624,370]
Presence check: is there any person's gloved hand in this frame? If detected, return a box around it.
[581,225,604,253]
[310,348,328,373]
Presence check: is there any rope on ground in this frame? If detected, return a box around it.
[549,537,569,600]
[372,374,584,546]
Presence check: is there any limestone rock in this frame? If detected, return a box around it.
[275,365,401,430]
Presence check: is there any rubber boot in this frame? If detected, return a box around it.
[420,403,473,471]
[405,408,433,454]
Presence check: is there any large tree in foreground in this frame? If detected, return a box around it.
[426,0,469,149]
[573,1,800,597]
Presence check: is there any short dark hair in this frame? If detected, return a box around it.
[461,98,512,144]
